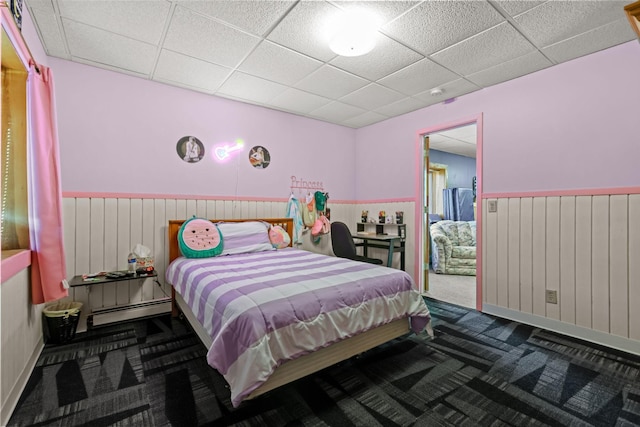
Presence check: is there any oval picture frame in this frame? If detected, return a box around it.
[177,136,205,163]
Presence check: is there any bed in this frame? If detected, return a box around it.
[166,217,432,407]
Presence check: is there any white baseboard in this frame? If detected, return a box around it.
[1,338,44,426]
[483,304,640,356]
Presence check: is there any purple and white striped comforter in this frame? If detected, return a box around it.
[166,248,431,407]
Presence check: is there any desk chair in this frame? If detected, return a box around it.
[330,222,383,265]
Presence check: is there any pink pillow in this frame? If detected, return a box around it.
[269,225,291,249]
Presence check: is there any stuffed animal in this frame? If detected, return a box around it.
[178,217,223,258]
[269,225,291,249]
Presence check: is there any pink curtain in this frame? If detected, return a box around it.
[27,62,68,304]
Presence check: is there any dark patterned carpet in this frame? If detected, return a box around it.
[8,298,640,426]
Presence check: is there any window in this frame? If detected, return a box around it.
[428,163,447,217]
[1,28,29,252]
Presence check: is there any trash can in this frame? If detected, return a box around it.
[43,301,82,344]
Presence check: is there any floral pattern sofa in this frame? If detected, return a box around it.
[430,220,476,276]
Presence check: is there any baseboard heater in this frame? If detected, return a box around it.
[87,297,172,328]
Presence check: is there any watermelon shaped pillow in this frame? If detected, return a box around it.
[178,217,223,258]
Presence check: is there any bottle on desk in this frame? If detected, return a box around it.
[127,252,137,272]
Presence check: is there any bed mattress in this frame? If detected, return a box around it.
[166,247,431,406]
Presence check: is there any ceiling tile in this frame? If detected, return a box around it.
[165,6,260,68]
[267,1,342,62]
[330,34,423,81]
[431,23,536,76]
[28,8,68,58]
[494,0,545,17]
[374,97,428,117]
[342,111,388,128]
[542,19,636,64]
[431,137,476,158]
[309,101,367,123]
[71,56,149,80]
[414,79,481,103]
[466,50,553,87]
[239,41,323,86]
[26,0,639,130]
[57,0,171,45]
[514,1,630,48]
[382,0,505,55]
[154,49,231,92]
[339,84,405,110]
[25,1,55,13]
[294,65,368,99]
[176,0,295,37]
[216,72,287,104]
[63,19,157,75]
[269,88,331,114]
[332,1,421,25]
[439,124,476,142]
[377,58,460,96]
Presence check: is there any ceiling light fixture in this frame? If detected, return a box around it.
[329,10,380,57]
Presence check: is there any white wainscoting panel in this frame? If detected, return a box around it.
[482,193,640,350]
[1,269,44,426]
[62,197,359,331]
[559,196,576,325]
[630,195,640,341]
[519,197,533,314]
[575,196,593,329]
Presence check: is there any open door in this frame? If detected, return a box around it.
[423,136,429,293]
[417,118,482,310]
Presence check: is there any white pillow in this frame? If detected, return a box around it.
[217,221,274,256]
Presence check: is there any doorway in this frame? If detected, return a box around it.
[415,115,483,311]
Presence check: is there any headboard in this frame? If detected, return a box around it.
[168,217,294,264]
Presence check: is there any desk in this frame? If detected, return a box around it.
[353,233,405,270]
[68,271,158,288]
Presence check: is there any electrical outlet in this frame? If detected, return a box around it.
[545,290,558,304]
[488,200,498,213]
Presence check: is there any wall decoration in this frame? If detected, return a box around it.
[290,175,323,192]
[249,146,270,169]
[177,136,204,163]
[214,139,244,162]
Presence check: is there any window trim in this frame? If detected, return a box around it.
[1,249,31,284]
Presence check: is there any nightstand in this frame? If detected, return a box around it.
[68,270,164,328]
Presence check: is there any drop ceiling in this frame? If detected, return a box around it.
[430,124,477,158]
[26,0,636,129]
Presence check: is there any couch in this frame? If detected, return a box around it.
[430,220,476,276]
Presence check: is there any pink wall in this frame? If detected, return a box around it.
[46,35,640,201]
[355,41,640,199]
[50,59,357,200]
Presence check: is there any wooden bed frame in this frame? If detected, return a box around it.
[167,217,410,402]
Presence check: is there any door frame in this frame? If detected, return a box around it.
[414,114,483,311]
